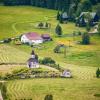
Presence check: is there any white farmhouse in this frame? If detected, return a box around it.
[21,32,43,45]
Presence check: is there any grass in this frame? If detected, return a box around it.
[0,6,100,100]
[0,6,100,67]
[0,44,29,63]
[6,65,100,100]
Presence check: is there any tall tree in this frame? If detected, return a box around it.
[55,24,62,36]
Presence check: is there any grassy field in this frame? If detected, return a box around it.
[0,6,100,67]
[0,6,100,100]
[0,44,29,63]
[6,65,100,100]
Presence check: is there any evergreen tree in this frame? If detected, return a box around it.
[63,0,70,12]
[55,24,62,36]
[82,32,90,45]
[76,3,83,17]
[46,0,55,9]
[82,0,92,11]
[57,11,60,20]
[90,0,98,5]
[96,68,100,78]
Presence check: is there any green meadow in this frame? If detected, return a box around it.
[0,6,100,100]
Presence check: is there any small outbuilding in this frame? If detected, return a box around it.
[41,34,52,41]
[61,70,72,78]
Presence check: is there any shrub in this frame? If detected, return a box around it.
[41,57,55,65]
[78,31,82,35]
[38,22,44,28]
[54,45,60,53]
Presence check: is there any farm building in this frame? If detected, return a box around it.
[41,34,52,41]
[76,12,99,27]
[61,12,68,21]
[21,32,43,45]
[59,12,68,23]
[61,70,72,78]
[27,50,39,68]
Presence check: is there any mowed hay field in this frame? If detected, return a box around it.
[7,66,100,100]
[0,44,29,63]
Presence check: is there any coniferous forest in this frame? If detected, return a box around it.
[1,0,100,11]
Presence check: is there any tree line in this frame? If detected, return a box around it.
[2,0,100,12]
[3,0,72,11]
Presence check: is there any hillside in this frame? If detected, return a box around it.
[0,6,100,67]
[0,3,100,100]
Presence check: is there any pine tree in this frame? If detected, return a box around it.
[96,68,100,78]
[63,0,70,12]
[57,11,60,20]
[82,0,92,11]
[55,24,62,36]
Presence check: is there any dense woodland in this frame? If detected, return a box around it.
[0,0,99,19]
[0,1,99,9]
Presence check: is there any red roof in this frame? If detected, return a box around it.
[25,32,42,40]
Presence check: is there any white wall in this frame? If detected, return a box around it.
[21,35,43,44]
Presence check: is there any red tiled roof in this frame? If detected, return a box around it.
[25,32,42,40]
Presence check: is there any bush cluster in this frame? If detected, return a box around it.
[39,57,55,65]
[39,57,63,71]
